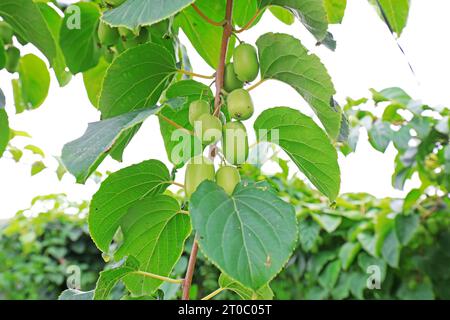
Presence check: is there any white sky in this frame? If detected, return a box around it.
[1,0,449,219]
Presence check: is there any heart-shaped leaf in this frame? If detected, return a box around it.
[254,107,340,201]
[89,160,170,252]
[115,195,191,296]
[190,181,297,290]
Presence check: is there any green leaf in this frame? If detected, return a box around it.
[37,3,72,87]
[357,231,376,257]
[59,289,94,300]
[15,54,50,111]
[83,58,109,108]
[0,0,56,64]
[0,108,9,157]
[31,160,46,176]
[234,0,259,27]
[24,145,45,157]
[312,213,342,233]
[115,195,191,296]
[60,2,101,74]
[260,0,329,41]
[371,87,412,105]
[89,160,170,252]
[159,80,212,168]
[269,6,295,25]
[368,120,393,152]
[371,0,410,37]
[190,181,298,290]
[338,242,361,270]
[219,274,274,300]
[298,218,320,251]
[102,0,195,32]
[381,229,401,268]
[100,42,176,118]
[396,279,435,300]
[256,33,341,138]
[308,250,337,276]
[176,0,236,68]
[324,0,347,24]
[61,107,161,183]
[395,213,420,245]
[94,256,140,300]
[357,253,387,281]
[254,107,340,201]
[318,259,341,290]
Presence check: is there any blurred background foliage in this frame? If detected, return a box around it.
[0,88,449,300]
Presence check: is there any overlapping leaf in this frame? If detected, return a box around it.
[254,107,340,201]
[116,195,191,296]
[219,274,274,299]
[89,160,171,252]
[256,33,341,138]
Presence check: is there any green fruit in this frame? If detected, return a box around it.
[5,46,20,73]
[189,100,210,126]
[105,0,127,7]
[227,89,254,120]
[0,40,5,70]
[222,121,249,165]
[0,21,13,45]
[184,156,215,198]
[233,43,259,82]
[122,28,149,49]
[98,21,119,46]
[223,63,243,92]
[216,166,241,195]
[194,114,223,145]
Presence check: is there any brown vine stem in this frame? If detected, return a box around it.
[191,3,226,27]
[182,0,235,301]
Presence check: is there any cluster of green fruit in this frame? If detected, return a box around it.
[97,20,151,63]
[0,21,21,73]
[185,43,261,198]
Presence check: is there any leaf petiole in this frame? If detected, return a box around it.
[191,3,226,27]
[201,287,226,300]
[177,69,216,80]
[132,271,184,284]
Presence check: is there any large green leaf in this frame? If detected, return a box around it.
[395,213,419,245]
[59,289,94,300]
[318,259,341,290]
[102,0,195,32]
[370,0,410,37]
[61,107,160,183]
[176,0,235,68]
[190,181,297,290]
[382,229,401,268]
[115,195,191,296]
[89,160,171,252]
[159,80,213,168]
[14,54,50,112]
[256,33,341,138]
[60,2,101,74]
[298,218,320,251]
[99,42,176,118]
[254,107,340,201]
[94,256,140,300]
[234,0,259,27]
[37,3,71,87]
[260,0,329,41]
[219,274,274,300]
[0,0,56,64]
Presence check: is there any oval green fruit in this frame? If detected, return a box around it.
[227,89,254,120]
[223,121,249,165]
[233,43,259,82]
[98,21,119,46]
[216,166,241,195]
[189,100,210,126]
[223,63,243,92]
[0,21,13,45]
[185,156,215,198]
[194,114,223,145]
[5,46,20,73]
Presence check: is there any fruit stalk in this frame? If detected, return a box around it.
[182,0,234,301]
